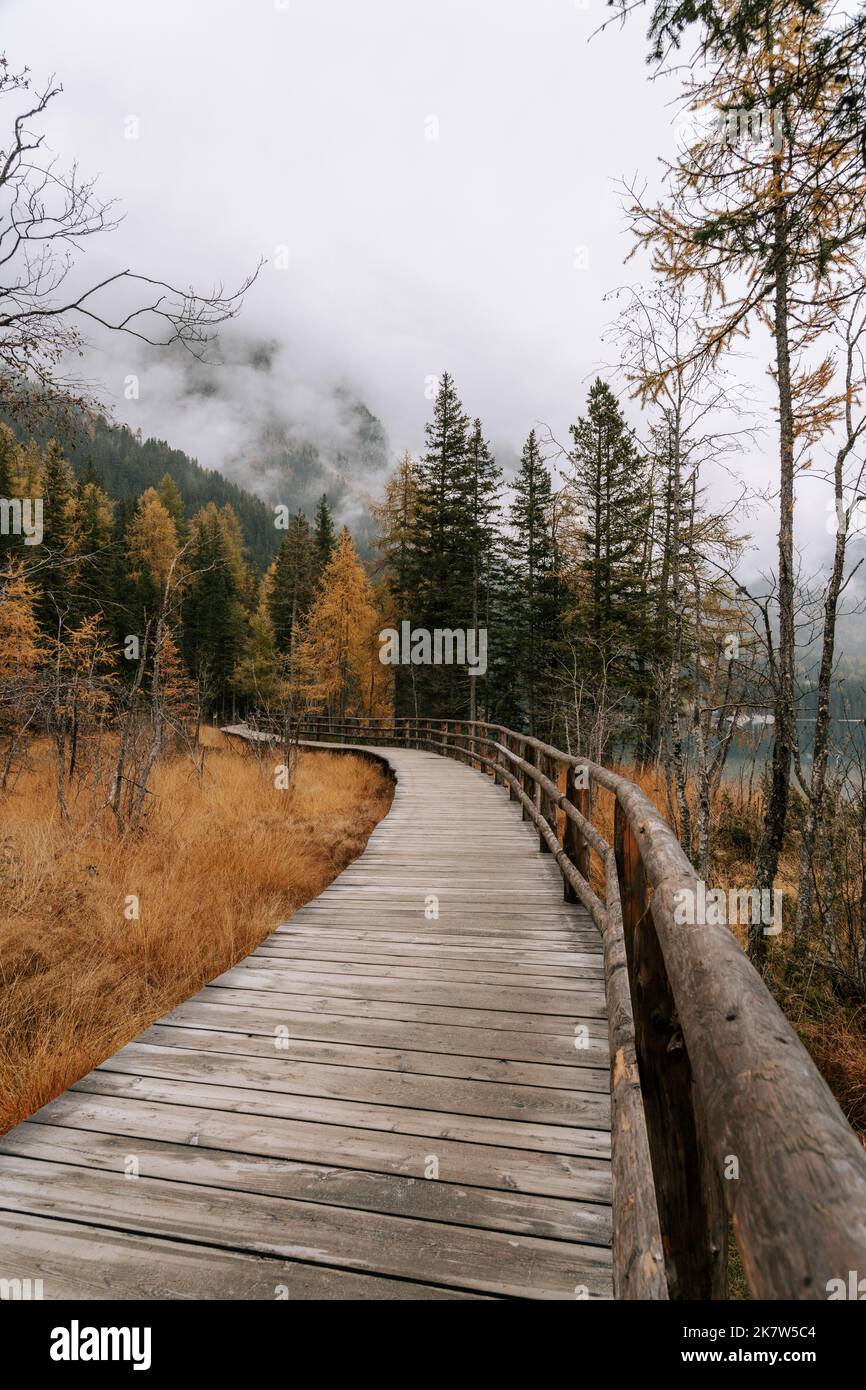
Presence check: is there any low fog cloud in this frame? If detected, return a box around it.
[92,332,390,531]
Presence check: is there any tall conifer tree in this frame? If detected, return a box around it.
[313,494,336,583]
[568,379,652,725]
[464,418,503,721]
[506,430,562,735]
[410,372,471,715]
[37,440,78,632]
[268,512,314,656]
[182,503,246,714]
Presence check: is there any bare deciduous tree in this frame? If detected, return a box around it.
[0,56,260,420]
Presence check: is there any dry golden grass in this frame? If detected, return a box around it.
[0,734,393,1132]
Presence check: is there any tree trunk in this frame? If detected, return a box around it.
[752,177,796,965]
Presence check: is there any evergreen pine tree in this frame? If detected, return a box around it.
[158,473,186,538]
[313,494,336,582]
[410,372,471,715]
[37,440,78,632]
[506,430,562,736]
[182,503,246,715]
[568,379,652,729]
[268,511,315,655]
[233,594,280,706]
[79,455,104,489]
[75,479,116,621]
[464,418,503,722]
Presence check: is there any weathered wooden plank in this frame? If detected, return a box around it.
[284,922,600,940]
[279,923,600,946]
[256,944,602,974]
[0,1211,484,1300]
[0,1125,611,1246]
[235,957,603,989]
[26,1091,612,1201]
[99,1041,611,1129]
[75,1070,613,1154]
[143,1021,610,1089]
[200,982,608,1028]
[214,965,601,1014]
[165,999,610,1067]
[0,1156,612,1298]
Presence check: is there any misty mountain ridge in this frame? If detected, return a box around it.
[225,388,389,546]
[113,336,392,552]
[4,337,393,566]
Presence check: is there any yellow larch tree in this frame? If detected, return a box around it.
[126,488,181,594]
[296,528,390,721]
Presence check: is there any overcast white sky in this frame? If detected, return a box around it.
[3,0,856,580]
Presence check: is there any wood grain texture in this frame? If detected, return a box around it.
[0,744,612,1301]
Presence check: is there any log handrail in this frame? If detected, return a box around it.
[240,712,866,1302]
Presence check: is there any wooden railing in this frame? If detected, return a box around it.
[246,713,866,1302]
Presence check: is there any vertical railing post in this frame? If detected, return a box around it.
[506,734,517,801]
[614,798,727,1300]
[491,727,501,787]
[538,753,557,853]
[493,729,504,789]
[520,739,534,820]
[563,763,591,901]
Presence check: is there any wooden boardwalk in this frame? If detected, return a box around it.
[0,746,612,1300]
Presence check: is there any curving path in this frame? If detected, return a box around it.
[0,744,612,1299]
